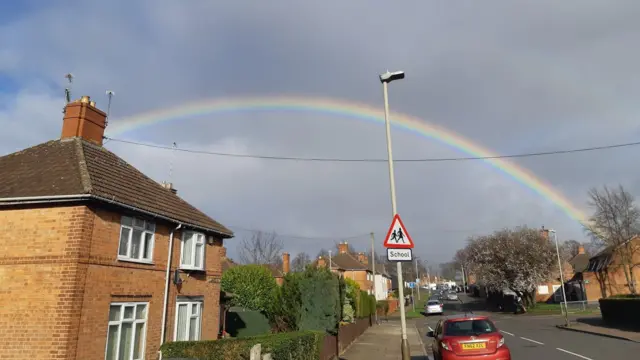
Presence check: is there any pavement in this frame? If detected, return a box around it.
[415,294,640,360]
[339,319,428,360]
[556,316,640,343]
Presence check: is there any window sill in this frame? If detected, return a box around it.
[117,257,155,265]
[180,266,206,272]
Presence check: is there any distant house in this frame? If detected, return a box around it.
[373,263,393,300]
[0,95,233,360]
[582,236,640,301]
[262,252,290,285]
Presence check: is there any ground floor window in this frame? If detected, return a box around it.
[105,302,148,360]
[175,297,203,341]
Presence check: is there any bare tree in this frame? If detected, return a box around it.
[586,185,640,294]
[560,240,583,260]
[316,248,329,259]
[291,252,311,272]
[238,231,284,265]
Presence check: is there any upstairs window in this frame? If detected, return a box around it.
[118,216,155,263]
[180,231,205,270]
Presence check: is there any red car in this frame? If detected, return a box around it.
[427,314,511,360]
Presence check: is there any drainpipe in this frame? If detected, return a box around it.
[160,223,182,355]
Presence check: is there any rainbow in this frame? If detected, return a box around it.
[107,96,589,227]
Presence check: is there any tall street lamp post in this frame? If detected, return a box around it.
[379,70,410,360]
[550,229,570,327]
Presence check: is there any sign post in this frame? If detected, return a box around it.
[383,214,416,337]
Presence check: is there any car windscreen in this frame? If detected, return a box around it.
[444,320,497,336]
[427,301,440,305]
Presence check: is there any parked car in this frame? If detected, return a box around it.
[447,292,458,301]
[425,300,444,315]
[427,314,510,360]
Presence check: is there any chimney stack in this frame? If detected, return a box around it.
[578,245,585,255]
[282,252,290,274]
[161,181,178,195]
[338,241,349,254]
[317,256,326,268]
[357,252,368,265]
[61,95,108,145]
[540,226,549,240]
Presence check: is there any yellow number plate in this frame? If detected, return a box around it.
[461,343,486,350]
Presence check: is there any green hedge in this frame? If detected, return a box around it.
[599,297,640,328]
[356,290,376,318]
[160,330,325,360]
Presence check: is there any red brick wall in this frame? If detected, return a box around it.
[0,205,93,360]
[76,207,224,360]
[344,270,373,293]
[0,205,225,360]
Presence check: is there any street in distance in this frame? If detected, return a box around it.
[387,248,412,261]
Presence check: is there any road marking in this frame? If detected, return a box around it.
[556,348,593,360]
[520,337,544,345]
[556,348,594,360]
[500,330,515,336]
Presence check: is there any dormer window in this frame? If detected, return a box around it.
[118,216,155,263]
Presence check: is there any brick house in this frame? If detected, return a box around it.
[0,96,233,360]
[581,236,640,301]
[315,242,374,294]
[262,252,290,286]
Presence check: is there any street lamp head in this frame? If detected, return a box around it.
[379,70,405,83]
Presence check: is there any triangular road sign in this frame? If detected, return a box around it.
[383,214,414,248]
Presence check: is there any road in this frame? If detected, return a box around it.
[415,294,640,360]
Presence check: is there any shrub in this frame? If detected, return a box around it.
[270,272,303,332]
[221,264,278,313]
[342,278,359,323]
[160,330,325,360]
[298,267,342,334]
[355,290,376,318]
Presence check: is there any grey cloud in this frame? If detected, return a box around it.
[1,0,638,263]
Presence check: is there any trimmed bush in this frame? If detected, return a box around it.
[298,267,342,334]
[221,264,277,313]
[160,330,325,360]
[355,291,376,318]
[599,297,640,328]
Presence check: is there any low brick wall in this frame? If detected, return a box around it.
[320,317,371,360]
[387,299,399,314]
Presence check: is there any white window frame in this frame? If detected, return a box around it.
[117,216,155,263]
[105,302,148,360]
[174,298,203,341]
[537,285,549,295]
[180,231,206,271]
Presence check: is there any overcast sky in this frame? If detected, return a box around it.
[2,0,640,267]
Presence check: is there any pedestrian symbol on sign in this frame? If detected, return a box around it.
[390,228,404,243]
[383,214,414,249]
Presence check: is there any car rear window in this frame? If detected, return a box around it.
[444,319,497,336]
[428,301,440,305]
